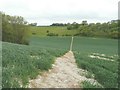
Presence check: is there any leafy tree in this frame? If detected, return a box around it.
[2,12,29,45]
[50,23,66,26]
[81,20,88,26]
[67,22,79,30]
[29,23,37,26]
[67,23,72,30]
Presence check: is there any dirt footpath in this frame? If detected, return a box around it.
[29,51,94,88]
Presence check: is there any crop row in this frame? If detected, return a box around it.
[74,52,118,88]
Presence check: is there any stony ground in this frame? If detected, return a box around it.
[29,51,98,88]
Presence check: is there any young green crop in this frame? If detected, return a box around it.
[74,52,118,88]
[72,37,118,88]
[2,36,118,88]
[2,42,66,88]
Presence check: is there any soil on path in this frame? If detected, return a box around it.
[29,51,94,88]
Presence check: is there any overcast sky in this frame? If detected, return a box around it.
[0,0,119,25]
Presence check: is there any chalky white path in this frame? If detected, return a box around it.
[29,51,95,88]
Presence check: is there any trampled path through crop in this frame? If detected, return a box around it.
[29,51,97,88]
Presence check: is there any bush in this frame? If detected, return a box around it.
[47,33,58,36]
[64,34,71,36]
[67,26,72,30]
[32,32,36,35]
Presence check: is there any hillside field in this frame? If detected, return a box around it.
[2,36,118,88]
[30,26,79,36]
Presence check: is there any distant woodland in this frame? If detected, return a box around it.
[1,12,119,45]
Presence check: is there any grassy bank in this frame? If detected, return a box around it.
[30,26,79,36]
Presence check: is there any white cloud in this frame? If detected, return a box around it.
[0,0,119,25]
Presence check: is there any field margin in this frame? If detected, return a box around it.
[118,1,120,89]
[0,12,2,89]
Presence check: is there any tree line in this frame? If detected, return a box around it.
[1,12,29,45]
[50,21,119,39]
[67,21,119,39]
[1,12,119,45]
